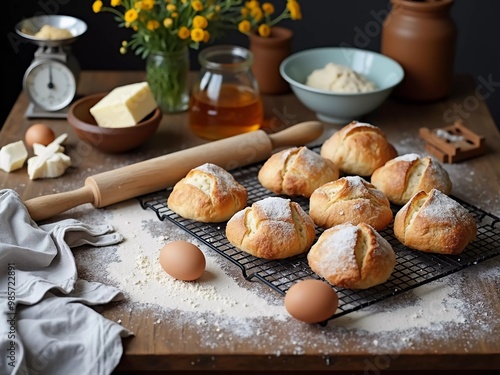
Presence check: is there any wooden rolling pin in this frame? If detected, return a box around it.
[25,121,324,221]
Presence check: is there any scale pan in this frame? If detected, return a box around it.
[15,15,87,47]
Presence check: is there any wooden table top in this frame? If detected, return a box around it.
[1,71,499,374]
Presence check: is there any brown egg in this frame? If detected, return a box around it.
[159,240,206,281]
[284,279,339,323]
[25,123,56,148]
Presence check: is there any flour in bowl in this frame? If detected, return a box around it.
[306,62,376,93]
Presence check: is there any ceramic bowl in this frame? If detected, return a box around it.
[67,93,162,153]
[279,47,404,124]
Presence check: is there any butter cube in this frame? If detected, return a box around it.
[0,140,28,172]
[27,152,72,180]
[89,82,157,128]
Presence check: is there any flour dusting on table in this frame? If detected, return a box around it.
[104,200,288,320]
[98,200,486,333]
[68,197,500,353]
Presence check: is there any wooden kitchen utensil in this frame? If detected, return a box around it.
[419,121,486,163]
[24,121,324,221]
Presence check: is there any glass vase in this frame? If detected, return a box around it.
[146,48,190,113]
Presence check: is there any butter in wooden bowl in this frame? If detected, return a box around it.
[89,82,158,128]
[68,82,162,153]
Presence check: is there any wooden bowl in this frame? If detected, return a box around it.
[67,93,162,153]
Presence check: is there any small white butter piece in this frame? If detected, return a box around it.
[28,152,72,180]
[89,81,157,128]
[27,142,71,180]
[0,140,28,172]
[33,142,64,155]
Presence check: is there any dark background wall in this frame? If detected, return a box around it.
[2,0,499,128]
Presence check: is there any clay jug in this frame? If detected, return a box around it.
[248,26,293,95]
[381,0,457,102]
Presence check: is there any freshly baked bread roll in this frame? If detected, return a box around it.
[167,163,247,223]
[320,121,397,176]
[309,176,393,231]
[394,189,477,254]
[225,196,316,259]
[307,223,396,289]
[371,153,452,205]
[258,146,339,198]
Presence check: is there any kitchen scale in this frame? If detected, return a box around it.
[15,15,87,119]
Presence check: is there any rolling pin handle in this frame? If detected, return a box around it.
[24,186,96,221]
[268,121,324,149]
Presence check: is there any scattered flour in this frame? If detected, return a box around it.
[334,278,465,333]
[105,200,288,320]
[97,199,496,336]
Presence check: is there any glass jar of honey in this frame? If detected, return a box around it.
[189,45,264,140]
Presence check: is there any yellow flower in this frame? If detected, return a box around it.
[163,17,173,28]
[245,0,259,9]
[93,0,298,60]
[121,40,128,47]
[120,46,127,54]
[238,20,251,33]
[92,0,103,13]
[191,0,203,11]
[147,20,160,30]
[142,0,154,10]
[203,30,210,43]
[191,28,205,42]
[262,3,274,15]
[287,0,302,20]
[236,0,302,37]
[250,7,263,22]
[178,26,190,39]
[124,9,139,23]
[192,15,208,29]
[258,23,270,37]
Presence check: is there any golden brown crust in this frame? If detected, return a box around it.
[320,121,397,176]
[225,197,316,259]
[258,146,339,198]
[307,223,396,289]
[371,153,452,205]
[167,163,247,223]
[393,189,477,254]
[309,176,393,231]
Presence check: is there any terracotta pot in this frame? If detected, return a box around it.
[248,26,293,95]
[381,0,457,102]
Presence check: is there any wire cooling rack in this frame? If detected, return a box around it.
[138,153,500,321]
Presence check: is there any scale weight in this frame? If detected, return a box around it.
[15,15,87,119]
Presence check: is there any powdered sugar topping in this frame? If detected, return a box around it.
[420,189,471,224]
[254,197,292,221]
[311,223,359,276]
[343,176,387,201]
[394,153,421,162]
[195,162,243,190]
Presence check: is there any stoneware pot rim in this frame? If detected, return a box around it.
[249,26,293,47]
[391,0,454,10]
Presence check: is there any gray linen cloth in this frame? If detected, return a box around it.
[0,189,132,375]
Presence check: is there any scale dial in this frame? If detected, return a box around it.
[23,59,77,111]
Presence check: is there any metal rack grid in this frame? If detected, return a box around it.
[138,156,500,321]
